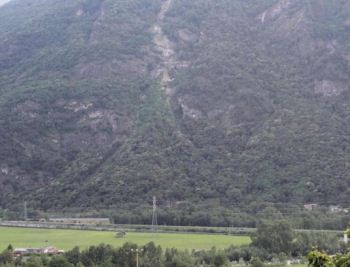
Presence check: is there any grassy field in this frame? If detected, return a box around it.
[0,227,251,251]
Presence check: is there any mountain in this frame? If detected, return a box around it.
[0,0,350,227]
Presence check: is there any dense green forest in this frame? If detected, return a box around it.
[0,0,350,227]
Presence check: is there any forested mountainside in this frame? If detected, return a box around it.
[0,0,350,226]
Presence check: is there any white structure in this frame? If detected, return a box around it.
[48,218,110,225]
[304,203,318,210]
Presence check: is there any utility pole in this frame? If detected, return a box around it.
[24,201,28,221]
[131,248,143,267]
[344,232,349,244]
[151,196,158,232]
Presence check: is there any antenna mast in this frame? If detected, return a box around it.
[24,201,28,221]
[151,196,158,232]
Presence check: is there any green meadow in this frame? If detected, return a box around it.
[0,227,251,251]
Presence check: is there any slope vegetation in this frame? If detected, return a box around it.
[0,0,350,227]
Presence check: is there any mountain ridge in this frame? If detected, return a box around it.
[0,0,350,227]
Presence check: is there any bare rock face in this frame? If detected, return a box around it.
[2,0,350,213]
[178,29,198,44]
[0,0,11,8]
[76,9,83,17]
[314,80,346,97]
[59,100,131,149]
[74,59,147,80]
[260,0,292,23]
[259,0,308,37]
[64,100,93,112]
[179,100,203,120]
[14,100,41,119]
[74,62,113,79]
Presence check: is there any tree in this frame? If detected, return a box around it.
[111,243,137,267]
[241,248,252,264]
[212,254,227,267]
[24,256,45,267]
[141,242,164,267]
[226,246,240,263]
[251,257,264,267]
[80,244,113,267]
[65,246,81,266]
[251,221,294,254]
[165,250,197,267]
[49,256,74,267]
[307,249,333,267]
[308,228,350,267]
[0,249,13,265]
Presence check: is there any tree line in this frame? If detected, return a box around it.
[308,228,350,267]
[0,221,345,267]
